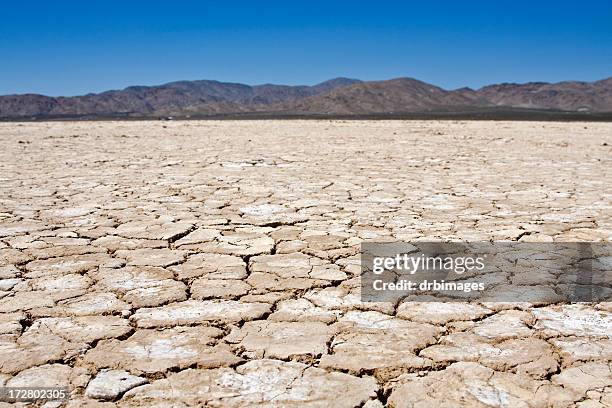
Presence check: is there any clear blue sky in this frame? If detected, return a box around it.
[1,1,611,96]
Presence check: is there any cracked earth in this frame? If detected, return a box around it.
[0,120,610,407]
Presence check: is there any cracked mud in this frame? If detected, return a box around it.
[0,120,610,407]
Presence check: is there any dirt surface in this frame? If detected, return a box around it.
[0,120,610,407]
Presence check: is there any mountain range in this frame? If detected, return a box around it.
[1,76,611,119]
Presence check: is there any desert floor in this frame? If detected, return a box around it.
[0,120,610,407]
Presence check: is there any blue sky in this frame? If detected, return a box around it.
[1,1,611,96]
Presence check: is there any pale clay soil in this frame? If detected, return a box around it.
[0,120,610,407]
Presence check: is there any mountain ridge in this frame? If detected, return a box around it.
[1,76,611,119]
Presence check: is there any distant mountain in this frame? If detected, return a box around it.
[1,76,611,119]
[0,78,362,118]
[274,77,612,115]
[273,78,481,114]
[476,78,612,112]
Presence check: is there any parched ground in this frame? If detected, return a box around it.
[0,120,610,407]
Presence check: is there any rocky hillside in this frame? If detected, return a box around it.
[0,78,361,118]
[1,76,611,118]
[276,77,612,114]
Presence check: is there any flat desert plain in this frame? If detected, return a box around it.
[0,120,610,407]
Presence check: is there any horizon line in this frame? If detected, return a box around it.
[2,75,611,99]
